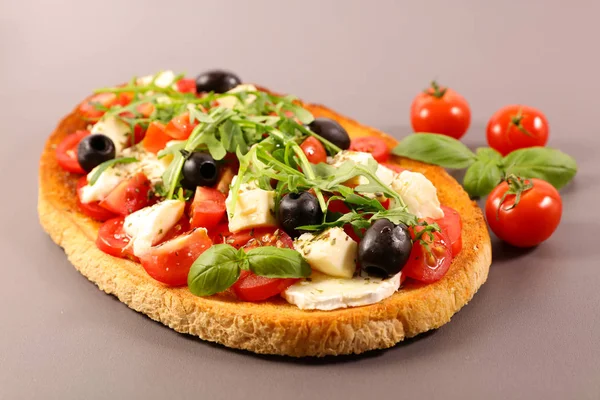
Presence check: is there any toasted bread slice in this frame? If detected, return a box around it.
[38,96,491,357]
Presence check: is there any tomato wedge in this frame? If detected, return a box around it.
[402,224,453,283]
[56,130,89,174]
[175,78,197,94]
[143,121,172,154]
[96,217,136,260]
[231,271,298,302]
[349,136,390,163]
[434,205,463,255]
[189,187,226,231]
[76,177,118,221]
[300,136,327,164]
[164,112,198,140]
[78,92,131,121]
[99,173,153,216]
[139,228,212,286]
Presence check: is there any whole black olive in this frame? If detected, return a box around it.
[195,70,242,93]
[182,152,219,189]
[278,192,323,238]
[358,219,412,278]
[77,134,116,172]
[308,118,351,151]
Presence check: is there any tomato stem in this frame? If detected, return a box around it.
[496,174,534,219]
[425,80,447,99]
[509,108,533,137]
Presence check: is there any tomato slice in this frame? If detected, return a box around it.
[99,172,153,216]
[56,131,89,174]
[434,205,463,255]
[231,271,298,302]
[78,92,131,121]
[139,228,212,286]
[402,224,453,283]
[381,162,405,174]
[164,112,198,140]
[96,217,136,260]
[175,78,197,94]
[76,177,118,221]
[143,121,172,154]
[300,136,327,164]
[349,137,390,163]
[189,187,227,231]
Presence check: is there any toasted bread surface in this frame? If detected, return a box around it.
[38,97,491,357]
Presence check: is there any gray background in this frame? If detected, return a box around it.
[1,0,599,399]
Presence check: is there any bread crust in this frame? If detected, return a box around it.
[38,97,491,357]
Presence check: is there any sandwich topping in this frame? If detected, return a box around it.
[55,70,462,310]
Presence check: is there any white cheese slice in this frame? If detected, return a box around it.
[122,145,170,185]
[137,70,177,88]
[329,150,395,189]
[90,116,131,155]
[123,200,185,257]
[294,227,358,279]
[282,271,401,310]
[225,182,277,232]
[390,170,444,219]
[79,165,128,204]
[217,84,257,109]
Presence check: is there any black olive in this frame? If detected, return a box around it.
[308,118,351,151]
[278,192,323,238]
[77,134,116,172]
[195,70,242,93]
[358,219,412,278]
[182,152,220,189]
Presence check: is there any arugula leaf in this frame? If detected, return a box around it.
[370,208,418,227]
[88,157,138,185]
[219,119,248,154]
[187,244,243,297]
[392,133,477,169]
[503,147,578,189]
[246,247,311,278]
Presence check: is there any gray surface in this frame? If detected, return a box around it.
[1,0,599,399]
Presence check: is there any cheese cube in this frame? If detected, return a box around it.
[294,227,358,278]
[226,186,277,233]
[391,170,444,219]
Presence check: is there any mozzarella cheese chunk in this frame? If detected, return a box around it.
[330,150,395,188]
[79,165,128,204]
[391,170,444,219]
[90,116,131,155]
[294,228,358,278]
[123,200,185,257]
[137,70,177,88]
[217,84,258,109]
[225,179,276,232]
[122,146,170,185]
[282,271,401,310]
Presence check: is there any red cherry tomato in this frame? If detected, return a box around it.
[189,187,227,231]
[231,270,298,302]
[434,205,463,255]
[76,177,118,221]
[402,223,453,283]
[78,92,131,121]
[175,78,197,94]
[485,178,562,247]
[300,136,327,164]
[486,105,549,156]
[143,121,172,154]
[96,217,136,260]
[164,112,198,140]
[99,173,153,216]
[139,228,212,286]
[410,81,471,139]
[349,136,390,163]
[56,131,89,174]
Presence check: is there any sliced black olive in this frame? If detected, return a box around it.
[182,152,219,189]
[358,219,412,278]
[77,134,116,172]
[278,191,323,238]
[308,118,351,151]
[195,70,242,93]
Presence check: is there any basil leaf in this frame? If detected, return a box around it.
[187,244,243,296]
[462,160,503,198]
[88,157,138,185]
[476,147,503,163]
[392,133,477,169]
[246,247,311,278]
[503,147,578,189]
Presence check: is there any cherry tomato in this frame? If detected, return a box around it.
[99,173,153,216]
[175,78,197,94]
[96,217,136,259]
[485,178,562,247]
[300,136,327,164]
[434,205,463,255]
[159,216,191,243]
[189,187,227,231]
[486,105,549,156]
[402,223,453,283]
[143,121,172,154]
[56,131,89,174]
[410,81,471,139]
[76,177,118,221]
[349,136,390,163]
[78,92,131,121]
[164,112,198,140]
[139,228,212,286]
[231,270,298,302]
